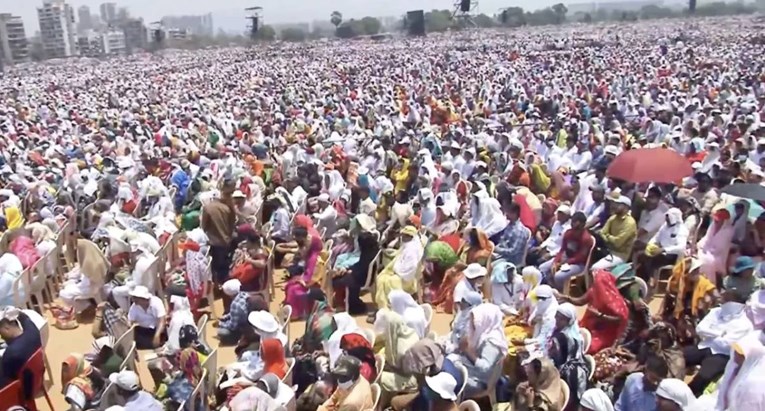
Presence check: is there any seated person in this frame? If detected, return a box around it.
[661,258,717,346]
[0,306,42,400]
[109,370,163,411]
[373,225,425,315]
[61,354,106,411]
[527,204,571,267]
[539,211,593,290]
[89,336,124,378]
[655,379,695,411]
[217,280,255,345]
[229,230,268,292]
[592,195,637,271]
[454,303,508,398]
[318,356,373,411]
[636,208,688,284]
[229,373,295,411]
[126,286,167,349]
[422,372,460,411]
[614,354,668,411]
[514,357,566,411]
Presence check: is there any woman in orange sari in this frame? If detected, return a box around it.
[431,228,493,314]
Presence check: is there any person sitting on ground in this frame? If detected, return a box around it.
[126,285,167,349]
[614,354,669,411]
[514,357,566,411]
[109,370,163,411]
[89,336,124,378]
[61,353,106,411]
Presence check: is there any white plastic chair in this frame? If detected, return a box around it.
[458,400,481,411]
[374,354,385,384]
[181,369,208,411]
[580,328,592,354]
[467,360,503,408]
[420,303,434,333]
[370,383,381,411]
[278,305,292,344]
[119,342,137,371]
[362,328,376,345]
[39,319,54,383]
[585,354,596,381]
[283,357,296,386]
[197,313,209,347]
[456,362,469,401]
[114,325,136,359]
[202,348,218,398]
[635,277,649,299]
[561,379,570,409]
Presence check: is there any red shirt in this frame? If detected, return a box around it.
[513,194,537,232]
[554,228,594,266]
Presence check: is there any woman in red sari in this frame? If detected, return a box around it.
[283,214,324,320]
[340,333,378,382]
[562,269,629,355]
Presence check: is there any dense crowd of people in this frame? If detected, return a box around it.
[0,14,764,411]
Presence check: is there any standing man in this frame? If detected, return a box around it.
[202,179,236,284]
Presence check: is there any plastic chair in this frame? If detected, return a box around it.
[420,303,434,333]
[561,379,570,409]
[0,380,24,411]
[20,348,54,411]
[362,250,383,293]
[456,362,469,401]
[362,328,376,345]
[283,357,296,386]
[458,400,481,411]
[653,263,676,296]
[580,328,592,354]
[635,277,649,299]
[119,342,137,371]
[27,257,50,313]
[278,305,292,344]
[202,348,218,398]
[97,382,120,411]
[197,313,209,347]
[115,325,136,359]
[181,369,208,411]
[585,354,596,381]
[12,268,32,310]
[39,319,54,383]
[370,383,381,411]
[563,240,596,296]
[374,354,385,384]
[202,257,217,319]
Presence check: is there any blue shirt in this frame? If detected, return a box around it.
[614,373,657,411]
[270,207,291,240]
[125,390,164,411]
[495,220,531,266]
[219,292,250,332]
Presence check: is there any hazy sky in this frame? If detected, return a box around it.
[7,0,604,33]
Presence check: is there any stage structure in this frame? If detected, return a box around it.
[452,0,478,27]
[246,6,263,41]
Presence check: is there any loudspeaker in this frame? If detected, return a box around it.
[406,10,425,36]
[460,0,471,12]
[689,0,696,12]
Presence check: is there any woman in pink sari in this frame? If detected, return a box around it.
[284,214,324,320]
[697,208,735,283]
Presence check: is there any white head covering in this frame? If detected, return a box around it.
[656,379,695,410]
[579,388,614,411]
[388,290,427,338]
[529,284,558,328]
[747,290,765,328]
[222,279,242,297]
[467,303,509,355]
[470,190,508,238]
[556,302,583,344]
[325,313,361,368]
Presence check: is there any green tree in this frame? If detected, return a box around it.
[331,11,343,28]
[474,13,496,28]
[640,4,675,19]
[501,7,525,27]
[255,25,276,41]
[281,27,306,42]
[551,3,568,24]
[425,9,453,32]
[360,16,382,35]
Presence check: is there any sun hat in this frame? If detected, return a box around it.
[424,372,458,401]
[464,263,487,279]
[248,310,280,334]
[128,285,152,300]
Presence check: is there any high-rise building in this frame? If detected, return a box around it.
[120,18,147,53]
[99,2,117,24]
[0,14,29,65]
[102,30,125,54]
[77,5,92,32]
[38,0,79,58]
[161,14,214,37]
[77,29,104,57]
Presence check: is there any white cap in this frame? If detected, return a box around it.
[656,379,695,409]
[232,190,246,198]
[424,372,458,401]
[317,193,330,203]
[248,311,280,334]
[222,279,242,297]
[109,370,141,391]
[464,263,487,279]
[615,195,632,207]
[128,285,152,300]
[555,204,572,215]
[604,145,619,156]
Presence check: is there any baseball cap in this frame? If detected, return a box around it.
[232,190,246,199]
[109,370,140,391]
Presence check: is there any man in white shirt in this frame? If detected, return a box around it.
[127,286,167,349]
[313,194,338,238]
[112,247,159,311]
[528,205,571,266]
[635,187,669,250]
[109,370,163,411]
[684,285,753,396]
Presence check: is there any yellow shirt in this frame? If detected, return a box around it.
[600,213,637,260]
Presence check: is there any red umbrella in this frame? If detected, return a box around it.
[606,148,693,184]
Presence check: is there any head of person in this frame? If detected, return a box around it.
[554,303,577,333]
[332,355,362,390]
[400,225,417,244]
[614,195,631,216]
[556,204,571,224]
[0,306,23,340]
[643,354,669,392]
[109,370,142,398]
[579,388,613,411]
[232,190,246,207]
[646,322,677,352]
[248,310,282,346]
[505,201,521,222]
[711,208,730,228]
[255,373,282,400]
[128,286,152,310]
[61,353,93,388]
[656,379,695,411]
[696,172,712,191]
[570,211,587,232]
[220,178,237,200]
[178,324,199,350]
[645,187,662,210]
[463,263,487,289]
[423,372,458,404]
[731,256,756,279]
[747,290,765,331]
[292,225,309,247]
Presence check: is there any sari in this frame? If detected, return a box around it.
[325,313,361,367]
[432,228,492,314]
[514,358,566,411]
[5,206,24,230]
[579,270,629,355]
[697,211,734,282]
[285,216,324,319]
[341,333,378,382]
[373,234,425,310]
[61,354,99,410]
[299,297,335,354]
[529,163,551,194]
[261,338,287,379]
[379,311,420,393]
[665,258,716,319]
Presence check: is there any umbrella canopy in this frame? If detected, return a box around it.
[722,183,765,202]
[606,148,693,184]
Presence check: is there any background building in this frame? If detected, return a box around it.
[77,5,92,33]
[120,18,147,53]
[38,0,79,58]
[77,29,104,57]
[0,14,29,65]
[99,2,116,24]
[102,29,125,54]
[161,14,213,37]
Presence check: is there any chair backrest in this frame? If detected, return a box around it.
[374,354,385,384]
[420,303,434,330]
[521,227,532,266]
[283,357,296,385]
[362,328,376,346]
[279,305,292,344]
[97,382,120,411]
[196,314,209,335]
[186,369,208,411]
[370,383,381,411]
[456,362,469,400]
[635,277,649,299]
[585,354,596,381]
[458,400,481,411]
[364,250,383,290]
[0,380,24,411]
[119,342,136,371]
[202,348,218,397]
[580,328,592,354]
[561,379,570,409]
[19,348,46,402]
[115,325,136,359]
